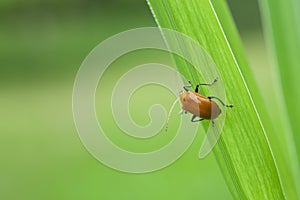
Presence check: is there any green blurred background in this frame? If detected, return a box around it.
[0,0,270,199]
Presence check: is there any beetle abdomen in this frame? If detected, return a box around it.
[199,100,221,119]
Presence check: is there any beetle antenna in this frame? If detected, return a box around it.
[165,98,180,132]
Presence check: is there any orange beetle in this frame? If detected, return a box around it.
[166,78,233,131]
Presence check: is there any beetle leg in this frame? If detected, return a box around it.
[195,85,199,93]
[212,120,215,127]
[208,96,234,108]
[195,78,218,93]
[199,77,218,87]
[183,80,192,91]
[191,115,204,122]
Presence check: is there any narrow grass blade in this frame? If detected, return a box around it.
[259,0,300,198]
[147,0,286,199]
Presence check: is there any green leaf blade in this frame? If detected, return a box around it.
[259,0,300,198]
[147,0,286,199]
